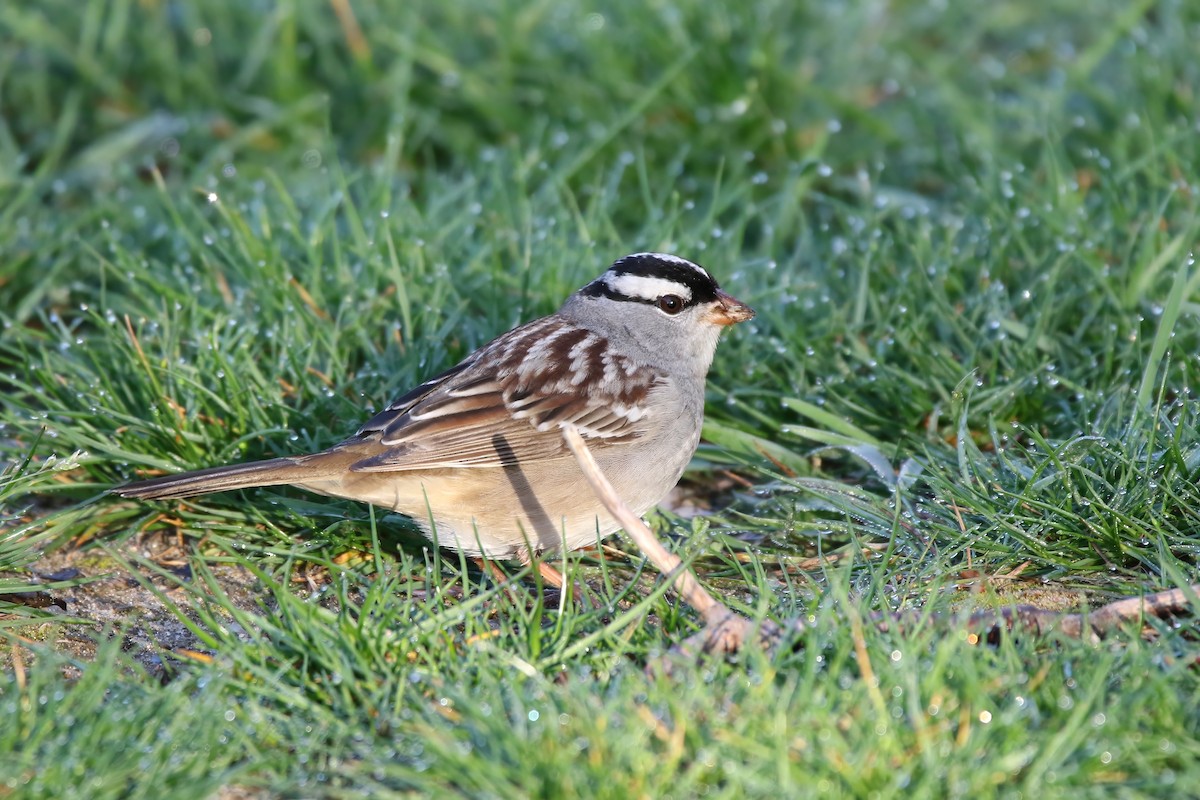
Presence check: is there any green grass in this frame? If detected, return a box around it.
[2,0,1200,796]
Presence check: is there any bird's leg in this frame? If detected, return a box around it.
[517,549,595,609]
[535,560,566,588]
[473,556,510,586]
[472,556,526,606]
[472,554,594,609]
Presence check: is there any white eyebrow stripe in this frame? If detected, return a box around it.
[604,273,691,302]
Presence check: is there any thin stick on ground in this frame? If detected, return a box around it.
[562,426,774,655]
[563,426,1200,658]
[958,584,1200,644]
[780,585,1200,646]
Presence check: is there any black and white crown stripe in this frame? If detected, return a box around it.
[579,253,721,307]
[615,252,711,280]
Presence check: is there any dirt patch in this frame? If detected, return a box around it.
[988,581,1092,611]
[4,533,271,679]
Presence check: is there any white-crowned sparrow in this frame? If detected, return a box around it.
[116,253,754,565]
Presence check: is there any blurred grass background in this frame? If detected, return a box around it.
[1,0,1199,796]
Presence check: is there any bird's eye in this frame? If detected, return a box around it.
[657,294,684,314]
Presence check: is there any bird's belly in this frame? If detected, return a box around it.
[301,446,690,560]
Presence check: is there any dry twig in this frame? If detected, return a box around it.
[956,585,1200,644]
[562,426,777,657]
[562,427,1199,663]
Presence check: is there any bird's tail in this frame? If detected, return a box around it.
[113,453,345,500]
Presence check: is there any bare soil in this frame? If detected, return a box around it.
[3,532,270,679]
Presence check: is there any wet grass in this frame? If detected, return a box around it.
[2,0,1199,796]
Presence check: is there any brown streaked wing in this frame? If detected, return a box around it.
[344,316,665,472]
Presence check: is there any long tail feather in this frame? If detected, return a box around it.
[113,455,339,500]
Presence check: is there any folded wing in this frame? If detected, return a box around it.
[345,316,665,472]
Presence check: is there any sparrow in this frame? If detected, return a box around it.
[115,253,754,575]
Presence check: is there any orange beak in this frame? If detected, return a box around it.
[706,289,756,327]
